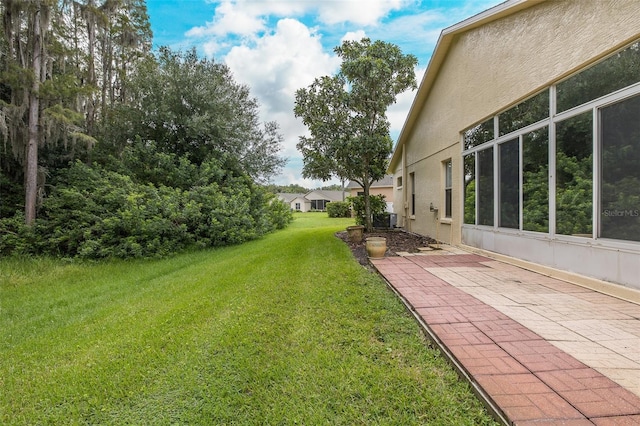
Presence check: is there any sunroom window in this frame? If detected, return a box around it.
[461,38,640,244]
[600,94,640,242]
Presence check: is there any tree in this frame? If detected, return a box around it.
[1,0,150,225]
[265,183,309,194]
[103,47,286,183]
[0,0,51,225]
[294,38,417,231]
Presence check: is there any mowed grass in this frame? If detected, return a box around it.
[0,213,498,425]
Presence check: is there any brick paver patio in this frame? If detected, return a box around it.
[371,249,640,425]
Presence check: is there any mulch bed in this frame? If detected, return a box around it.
[335,228,437,267]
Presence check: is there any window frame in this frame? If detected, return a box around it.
[444,159,452,218]
[460,38,640,247]
[410,172,416,217]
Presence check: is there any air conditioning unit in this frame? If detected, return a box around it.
[373,213,398,229]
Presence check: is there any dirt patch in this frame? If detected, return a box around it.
[335,228,437,267]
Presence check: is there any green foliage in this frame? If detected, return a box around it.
[265,183,309,194]
[102,47,286,182]
[265,194,294,230]
[1,161,292,259]
[522,166,550,232]
[117,138,200,190]
[320,183,344,191]
[0,168,22,218]
[0,212,38,256]
[0,0,152,224]
[326,201,351,218]
[294,38,417,231]
[348,194,386,225]
[464,180,476,225]
[0,5,291,256]
[555,153,593,236]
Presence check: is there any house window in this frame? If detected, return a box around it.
[464,117,494,150]
[311,200,327,210]
[461,38,640,244]
[295,202,300,210]
[410,172,416,216]
[600,94,640,242]
[556,111,592,237]
[464,153,476,224]
[444,160,452,218]
[397,176,403,188]
[557,42,640,113]
[478,148,494,226]
[314,200,329,211]
[499,138,519,229]
[522,127,549,232]
[499,90,549,137]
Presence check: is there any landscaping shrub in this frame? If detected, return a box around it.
[1,161,292,259]
[0,212,39,256]
[348,194,387,225]
[327,201,351,218]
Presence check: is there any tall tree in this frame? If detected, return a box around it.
[0,0,52,225]
[294,38,417,231]
[104,47,286,182]
[1,0,151,223]
[24,1,46,225]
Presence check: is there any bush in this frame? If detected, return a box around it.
[1,161,294,259]
[265,195,294,230]
[327,201,351,218]
[348,194,387,226]
[0,212,39,256]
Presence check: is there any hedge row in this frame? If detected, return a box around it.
[0,161,292,259]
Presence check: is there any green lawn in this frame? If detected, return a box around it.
[0,213,498,425]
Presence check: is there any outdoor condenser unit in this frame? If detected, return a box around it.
[373,213,398,229]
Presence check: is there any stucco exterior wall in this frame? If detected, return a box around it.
[291,197,310,212]
[393,0,640,289]
[348,186,394,202]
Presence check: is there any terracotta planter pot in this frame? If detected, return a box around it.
[365,237,387,258]
[346,225,365,243]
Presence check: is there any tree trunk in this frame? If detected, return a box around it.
[363,179,373,232]
[25,6,43,226]
[85,0,96,134]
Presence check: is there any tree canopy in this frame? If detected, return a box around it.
[294,38,417,231]
[104,47,286,182]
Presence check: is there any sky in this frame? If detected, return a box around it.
[145,0,500,188]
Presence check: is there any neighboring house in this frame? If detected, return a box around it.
[277,193,310,212]
[346,175,395,213]
[304,190,344,211]
[389,0,640,290]
[277,190,344,212]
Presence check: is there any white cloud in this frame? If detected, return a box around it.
[224,18,341,185]
[186,1,265,38]
[187,0,409,43]
[316,0,407,26]
[225,18,340,114]
[341,30,367,43]
[387,69,423,135]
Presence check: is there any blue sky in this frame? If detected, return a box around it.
[146,0,500,187]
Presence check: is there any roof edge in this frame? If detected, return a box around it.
[388,0,544,172]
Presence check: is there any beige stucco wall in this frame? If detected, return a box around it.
[394,0,640,246]
[291,197,310,212]
[348,186,394,202]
